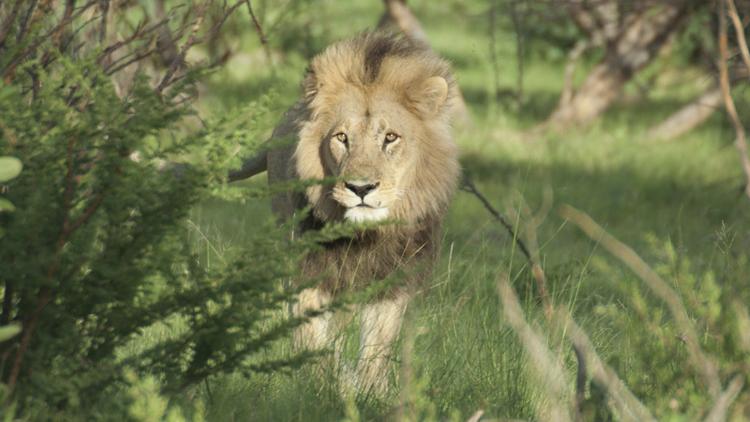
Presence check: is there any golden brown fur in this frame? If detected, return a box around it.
[264,32,460,394]
[268,32,460,296]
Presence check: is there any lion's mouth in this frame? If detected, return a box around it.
[344,205,389,223]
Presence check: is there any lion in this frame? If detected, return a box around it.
[230,32,460,395]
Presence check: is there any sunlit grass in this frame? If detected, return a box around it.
[124,1,750,419]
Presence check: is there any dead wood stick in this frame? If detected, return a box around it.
[704,374,744,422]
[498,275,573,422]
[462,176,551,316]
[555,308,656,422]
[245,0,273,68]
[559,204,722,398]
[720,0,750,199]
[727,0,750,72]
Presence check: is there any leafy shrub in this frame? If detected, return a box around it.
[0,3,319,418]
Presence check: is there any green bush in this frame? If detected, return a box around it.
[0,3,319,419]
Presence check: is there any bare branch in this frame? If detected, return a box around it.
[704,375,744,422]
[245,0,273,68]
[558,39,590,108]
[559,204,722,398]
[727,0,750,72]
[733,301,750,353]
[461,176,531,262]
[462,177,553,322]
[465,410,484,422]
[379,0,429,47]
[14,0,38,44]
[0,0,23,49]
[719,0,750,199]
[156,3,208,93]
[647,84,723,141]
[377,0,471,126]
[555,308,656,422]
[497,275,573,422]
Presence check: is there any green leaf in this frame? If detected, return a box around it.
[0,157,22,182]
[0,198,14,212]
[0,324,21,342]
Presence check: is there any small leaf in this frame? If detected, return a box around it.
[0,157,22,182]
[0,324,21,342]
[0,198,14,212]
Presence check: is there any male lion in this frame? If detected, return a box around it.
[232,32,460,394]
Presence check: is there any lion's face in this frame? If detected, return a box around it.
[294,34,459,226]
[322,90,427,223]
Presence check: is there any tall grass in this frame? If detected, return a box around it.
[129,0,750,419]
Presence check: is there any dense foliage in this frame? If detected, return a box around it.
[0,2,325,419]
[1,0,750,420]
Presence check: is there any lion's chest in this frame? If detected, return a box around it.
[300,227,438,297]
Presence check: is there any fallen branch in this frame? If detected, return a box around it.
[555,308,656,422]
[704,374,744,422]
[465,410,484,422]
[497,275,573,422]
[646,84,723,141]
[558,204,722,399]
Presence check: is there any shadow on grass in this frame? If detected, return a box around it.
[461,151,747,246]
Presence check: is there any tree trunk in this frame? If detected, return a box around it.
[545,2,687,128]
[378,0,429,47]
[646,64,749,141]
[647,85,722,140]
[378,0,472,125]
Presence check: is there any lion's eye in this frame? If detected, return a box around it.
[335,132,348,144]
[384,132,399,144]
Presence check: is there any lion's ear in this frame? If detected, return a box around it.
[411,76,448,116]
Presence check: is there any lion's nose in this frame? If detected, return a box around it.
[345,181,380,199]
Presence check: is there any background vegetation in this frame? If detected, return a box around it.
[1,0,750,420]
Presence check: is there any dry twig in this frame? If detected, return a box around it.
[245,0,274,68]
[704,374,744,422]
[558,204,722,398]
[555,308,656,422]
[497,275,573,422]
[727,0,750,72]
[461,176,531,262]
[461,176,551,317]
[719,0,750,199]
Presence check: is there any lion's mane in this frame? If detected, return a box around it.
[267,32,460,295]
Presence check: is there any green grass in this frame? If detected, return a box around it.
[130,1,750,420]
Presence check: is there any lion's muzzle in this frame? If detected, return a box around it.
[344,180,380,199]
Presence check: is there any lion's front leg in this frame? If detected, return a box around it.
[352,294,409,396]
[292,287,332,351]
